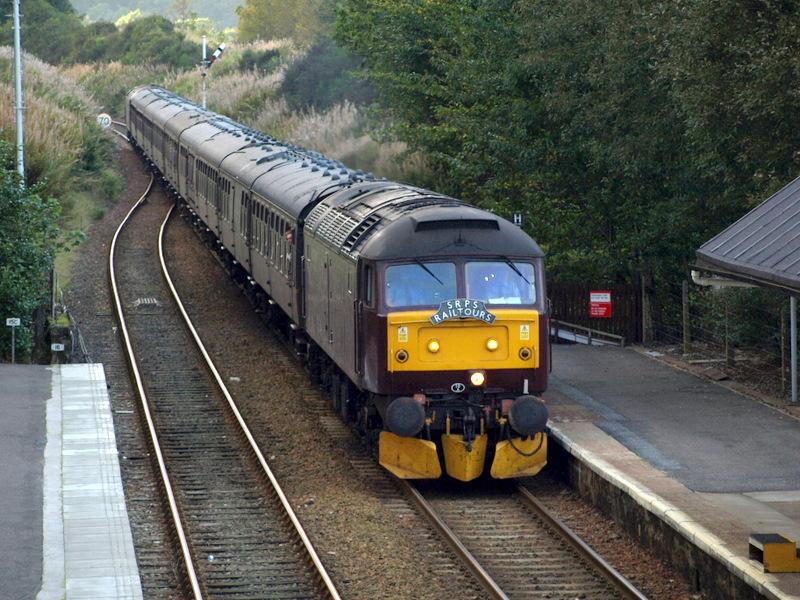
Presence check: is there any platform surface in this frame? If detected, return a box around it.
[546,344,800,598]
[0,364,48,600]
[0,363,142,600]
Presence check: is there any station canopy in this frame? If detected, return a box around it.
[695,176,800,295]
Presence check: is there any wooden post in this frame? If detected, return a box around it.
[791,296,797,403]
[682,280,691,356]
[725,294,735,366]
[641,273,650,344]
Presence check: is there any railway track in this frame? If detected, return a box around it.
[171,200,650,600]
[292,363,648,599]
[400,479,648,600]
[109,174,340,599]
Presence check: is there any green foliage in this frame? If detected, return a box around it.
[237,0,330,44]
[334,0,800,297]
[69,62,175,116]
[238,47,280,73]
[279,37,374,111]
[109,16,200,69]
[0,140,61,359]
[0,2,201,68]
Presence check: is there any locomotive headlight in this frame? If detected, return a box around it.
[486,338,499,352]
[469,371,486,387]
[427,339,440,353]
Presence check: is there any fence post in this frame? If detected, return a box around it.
[782,307,787,396]
[682,280,691,356]
[725,294,735,367]
[641,273,651,344]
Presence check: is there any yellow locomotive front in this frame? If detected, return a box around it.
[372,258,550,482]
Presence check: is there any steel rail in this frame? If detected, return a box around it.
[516,484,649,600]
[108,175,205,599]
[108,122,130,142]
[158,204,342,600]
[397,480,509,600]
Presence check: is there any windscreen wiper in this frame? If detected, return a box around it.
[414,259,444,285]
[502,256,531,286]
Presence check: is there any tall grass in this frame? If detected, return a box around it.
[185,52,426,182]
[63,61,176,116]
[64,40,427,183]
[0,47,123,284]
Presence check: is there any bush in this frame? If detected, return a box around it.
[238,48,280,73]
[279,37,374,111]
[0,140,61,360]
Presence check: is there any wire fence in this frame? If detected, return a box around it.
[649,282,790,401]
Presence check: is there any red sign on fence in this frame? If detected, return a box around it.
[589,290,612,319]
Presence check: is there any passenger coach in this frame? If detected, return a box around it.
[127,85,550,482]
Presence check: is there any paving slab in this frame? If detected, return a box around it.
[0,364,49,600]
[37,363,142,600]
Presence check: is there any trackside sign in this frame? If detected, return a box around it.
[430,298,496,324]
[589,290,612,319]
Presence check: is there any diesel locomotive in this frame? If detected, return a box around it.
[126,85,550,481]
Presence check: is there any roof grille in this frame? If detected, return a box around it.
[343,214,380,251]
[304,204,327,230]
[316,209,360,247]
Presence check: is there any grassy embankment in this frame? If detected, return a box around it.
[65,40,426,183]
[0,48,123,284]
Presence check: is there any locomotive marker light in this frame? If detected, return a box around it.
[469,371,486,387]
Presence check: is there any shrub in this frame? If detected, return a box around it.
[279,37,374,111]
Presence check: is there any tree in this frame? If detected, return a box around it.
[0,141,61,360]
[236,0,328,44]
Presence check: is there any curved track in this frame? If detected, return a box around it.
[400,479,648,600]
[109,174,340,599]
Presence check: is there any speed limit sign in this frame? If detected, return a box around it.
[96,113,112,129]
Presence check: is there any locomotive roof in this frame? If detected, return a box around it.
[304,183,544,261]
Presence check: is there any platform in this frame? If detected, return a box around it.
[0,363,142,600]
[544,344,800,599]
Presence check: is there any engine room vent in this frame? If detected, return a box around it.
[342,214,381,252]
[414,218,499,232]
[316,209,361,248]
